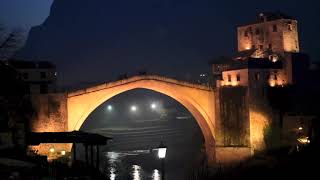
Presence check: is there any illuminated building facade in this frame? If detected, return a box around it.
[237,12,299,53]
[213,12,313,152]
[213,12,309,88]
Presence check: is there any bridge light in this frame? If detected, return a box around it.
[107,105,113,111]
[151,103,157,110]
[131,105,137,112]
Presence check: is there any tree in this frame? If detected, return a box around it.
[0,24,24,60]
[0,61,34,151]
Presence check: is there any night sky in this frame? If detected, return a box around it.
[0,0,53,29]
[1,0,320,87]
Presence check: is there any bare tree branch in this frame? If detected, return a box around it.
[0,25,25,61]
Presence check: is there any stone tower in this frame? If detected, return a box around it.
[237,12,299,53]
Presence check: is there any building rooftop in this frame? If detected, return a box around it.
[258,12,294,21]
[28,131,112,145]
[246,58,283,69]
[239,11,296,27]
[213,58,283,71]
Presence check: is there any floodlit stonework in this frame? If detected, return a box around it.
[237,13,299,53]
[67,75,217,164]
[30,75,270,165]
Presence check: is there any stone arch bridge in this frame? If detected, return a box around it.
[30,75,258,165]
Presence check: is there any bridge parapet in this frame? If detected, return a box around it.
[68,75,212,97]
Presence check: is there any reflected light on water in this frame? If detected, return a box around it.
[110,167,116,180]
[107,152,120,164]
[132,165,141,180]
[152,169,160,180]
[106,152,163,180]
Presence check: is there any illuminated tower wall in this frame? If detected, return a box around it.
[237,13,299,53]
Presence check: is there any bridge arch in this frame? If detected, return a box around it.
[67,75,216,163]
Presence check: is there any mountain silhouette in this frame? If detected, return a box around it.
[17,0,221,88]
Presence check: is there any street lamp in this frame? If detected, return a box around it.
[151,103,157,110]
[157,142,167,180]
[131,105,137,112]
[107,105,113,111]
[157,143,167,159]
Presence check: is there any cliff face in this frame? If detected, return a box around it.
[17,0,215,87]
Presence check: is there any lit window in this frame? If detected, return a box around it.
[271,55,279,62]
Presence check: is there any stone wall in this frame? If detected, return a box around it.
[248,81,276,152]
[214,85,276,163]
[29,93,71,158]
[215,87,250,147]
[215,147,252,164]
[30,93,68,132]
[237,19,299,53]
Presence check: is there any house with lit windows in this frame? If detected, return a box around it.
[212,12,319,151]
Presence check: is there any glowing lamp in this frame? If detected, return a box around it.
[269,80,276,87]
[151,103,157,110]
[298,127,303,131]
[157,142,167,159]
[107,105,113,111]
[61,150,66,156]
[272,56,278,62]
[297,137,310,144]
[49,147,55,153]
[131,105,137,112]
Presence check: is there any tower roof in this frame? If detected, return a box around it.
[238,11,296,27]
[257,12,295,22]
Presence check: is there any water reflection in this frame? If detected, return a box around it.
[110,167,116,180]
[106,151,161,180]
[152,169,160,180]
[132,165,141,180]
